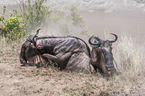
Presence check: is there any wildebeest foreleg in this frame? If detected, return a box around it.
[42,54,61,65]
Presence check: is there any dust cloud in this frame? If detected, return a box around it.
[41,0,145,47]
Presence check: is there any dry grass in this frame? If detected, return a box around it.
[0,35,144,96]
[114,36,145,74]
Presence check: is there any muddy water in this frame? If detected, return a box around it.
[80,9,145,47]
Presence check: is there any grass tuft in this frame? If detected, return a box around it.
[114,35,145,77]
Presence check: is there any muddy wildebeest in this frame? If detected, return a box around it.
[20,29,92,72]
[88,33,118,76]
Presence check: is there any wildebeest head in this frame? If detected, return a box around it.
[19,29,40,65]
[89,33,118,77]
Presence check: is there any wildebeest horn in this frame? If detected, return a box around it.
[88,35,101,45]
[31,28,41,41]
[27,28,41,42]
[109,33,118,43]
[35,28,41,37]
[33,28,41,38]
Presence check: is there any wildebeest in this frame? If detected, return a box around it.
[20,29,92,72]
[88,33,118,76]
[20,29,118,76]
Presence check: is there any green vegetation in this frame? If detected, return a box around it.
[19,0,51,31]
[0,5,24,40]
[0,0,84,41]
[69,5,84,27]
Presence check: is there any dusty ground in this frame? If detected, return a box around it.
[0,45,113,96]
[0,42,144,96]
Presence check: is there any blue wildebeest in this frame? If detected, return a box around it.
[20,29,92,72]
[20,29,118,76]
[88,33,118,76]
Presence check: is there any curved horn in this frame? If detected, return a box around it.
[35,28,41,37]
[32,28,41,41]
[33,28,41,37]
[109,33,118,43]
[88,35,101,45]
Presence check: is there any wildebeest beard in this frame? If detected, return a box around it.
[20,40,56,67]
[20,41,42,65]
